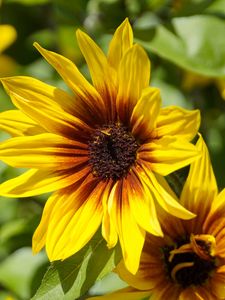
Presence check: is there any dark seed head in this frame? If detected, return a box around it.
[88,123,139,181]
[162,239,216,288]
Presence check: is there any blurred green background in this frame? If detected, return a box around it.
[0,0,225,299]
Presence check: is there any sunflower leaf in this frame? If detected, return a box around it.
[137,15,225,77]
[4,0,50,5]
[32,231,122,300]
[0,248,46,299]
[166,166,190,198]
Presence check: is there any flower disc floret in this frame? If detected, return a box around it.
[88,124,139,181]
[162,237,216,288]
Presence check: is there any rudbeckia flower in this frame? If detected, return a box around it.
[182,71,225,101]
[95,136,225,299]
[0,19,200,274]
[0,24,17,76]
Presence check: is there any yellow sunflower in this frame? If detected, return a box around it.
[182,71,225,101]
[0,24,17,76]
[94,135,225,299]
[0,19,200,274]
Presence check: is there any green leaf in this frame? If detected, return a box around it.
[4,0,51,5]
[166,166,190,197]
[32,232,122,300]
[206,0,225,15]
[0,248,47,299]
[137,15,225,77]
[0,292,18,300]
[89,272,127,295]
[151,78,191,109]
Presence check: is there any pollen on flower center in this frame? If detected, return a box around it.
[88,123,139,181]
[162,236,216,288]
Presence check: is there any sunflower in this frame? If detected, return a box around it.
[93,136,225,299]
[182,71,225,101]
[0,24,17,76]
[0,19,200,274]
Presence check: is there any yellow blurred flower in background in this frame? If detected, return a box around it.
[183,71,225,101]
[0,24,17,76]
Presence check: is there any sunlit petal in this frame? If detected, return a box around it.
[116,259,159,290]
[108,180,145,274]
[131,87,161,141]
[126,170,163,236]
[117,44,150,124]
[0,133,88,169]
[45,176,104,260]
[139,136,200,176]
[102,180,118,248]
[34,43,106,124]
[0,166,90,197]
[108,18,133,70]
[32,192,58,253]
[1,77,92,139]
[155,106,200,141]
[139,163,195,220]
[181,135,217,232]
[76,29,117,121]
[0,110,45,136]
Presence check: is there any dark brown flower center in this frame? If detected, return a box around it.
[162,235,216,288]
[88,123,139,181]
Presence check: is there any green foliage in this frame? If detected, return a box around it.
[4,0,51,5]
[32,231,121,300]
[206,0,225,15]
[1,0,225,298]
[0,248,47,299]
[137,15,225,77]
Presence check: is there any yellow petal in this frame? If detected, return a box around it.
[154,106,200,141]
[139,136,200,176]
[0,25,17,53]
[210,272,225,299]
[210,188,225,217]
[139,163,195,220]
[117,44,150,124]
[1,75,74,114]
[0,54,18,77]
[34,42,106,124]
[0,133,88,169]
[108,18,133,70]
[131,87,161,141]
[0,166,90,197]
[76,30,117,121]
[1,76,92,139]
[45,176,104,260]
[32,192,58,253]
[34,183,85,255]
[180,135,217,226]
[108,180,145,274]
[102,180,118,248]
[180,286,214,300]
[116,259,158,291]
[203,188,225,235]
[150,284,181,300]
[0,110,45,136]
[126,171,163,237]
[216,78,225,100]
